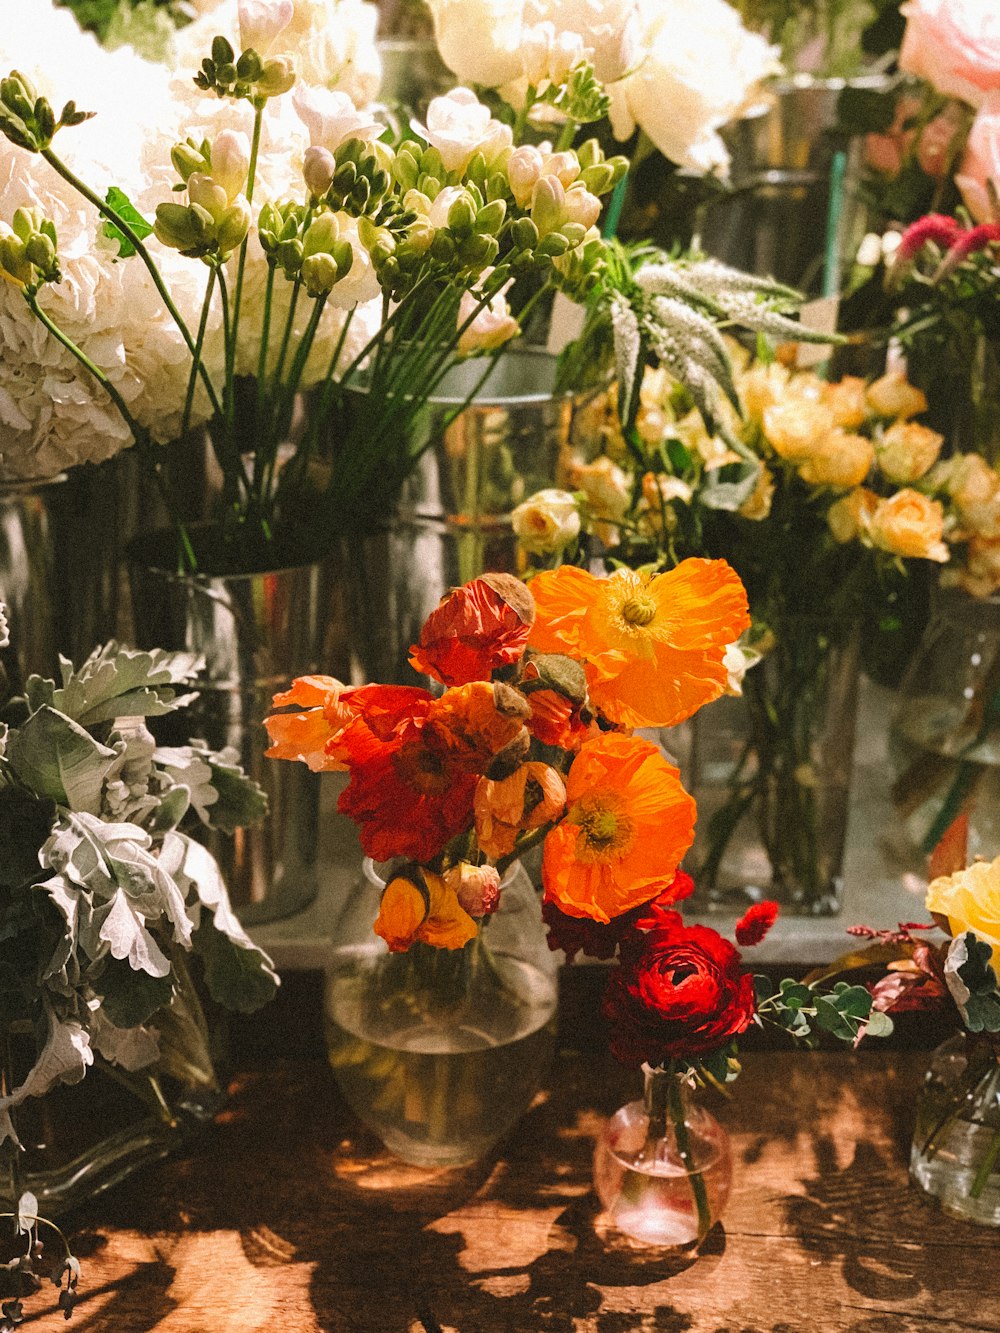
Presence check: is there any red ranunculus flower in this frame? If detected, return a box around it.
[603,911,756,1067]
[543,872,694,962]
[409,574,535,686]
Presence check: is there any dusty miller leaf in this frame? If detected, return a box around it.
[6,707,118,813]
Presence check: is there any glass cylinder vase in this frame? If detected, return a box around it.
[673,620,861,915]
[910,1033,1000,1227]
[323,859,558,1168]
[593,1065,733,1246]
[890,588,1000,870]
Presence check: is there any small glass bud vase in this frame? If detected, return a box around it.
[593,1064,733,1246]
[910,1033,1000,1227]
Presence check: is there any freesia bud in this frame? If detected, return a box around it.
[302,251,338,296]
[332,238,354,277]
[154,202,202,252]
[238,0,293,56]
[303,145,336,198]
[475,199,506,235]
[171,141,207,183]
[562,184,601,231]
[507,145,544,208]
[211,130,250,201]
[216,198,252,255]
[303,212,340,257]
[543,151,580,189]
[531,175,565,238]
[256,56,296,99]
[0,227,31,286]
[447,193,477,236]
[186,174,229,222]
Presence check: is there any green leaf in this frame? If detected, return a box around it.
[701,460,762,512]
[100,186,153,259]
[39,643,201,727]
[95,956,174,1028]
[830,983,874,1020]
[864,1010,895,1039]
[6,706,118,812]
[812,995,856,1042]
[193,915,279,1013]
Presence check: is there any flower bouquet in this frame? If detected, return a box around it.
[0,0,798,577]
[513,346,974,912]
[580,891,893,1246]
[265,560,751,1164]
[817,820,1000,1225]
[0,629,278,1214]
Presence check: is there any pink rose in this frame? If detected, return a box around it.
[956,94,1000,222]
[900,0,1000,108]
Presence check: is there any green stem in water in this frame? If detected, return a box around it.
[970,1121,1000,1200]
[666,1069,712,1246]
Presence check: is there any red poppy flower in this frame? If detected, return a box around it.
[409,574,535,686]
[543,871,694,962]
[603,911,756,1067]
[734,901,779,947]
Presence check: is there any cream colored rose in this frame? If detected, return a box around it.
[876,420,944,483]
[822,376,869,431]
[827,488,880,544]
[926,854,1000,976]
[797,433,875,489]
[946,534,1000,598]
[867,489,949,562]
[866,369,928,420]
[512,487,581,554]
[638,471,692,533]
[426,0,525,87]
[572,455,630,543]
[738,464,775,521]
[762,399,839,462]
[457,283,520,355]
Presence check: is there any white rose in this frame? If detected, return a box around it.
[512,488,582,554]
[293,85,382,153]
[238,0,294,54]
[608,0,780,175]
[419,88,512,174]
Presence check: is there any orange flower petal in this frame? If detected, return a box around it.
[418,871,478,950]
[374,874,429,953]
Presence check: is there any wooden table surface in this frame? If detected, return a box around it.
[20,1039,1000,1333]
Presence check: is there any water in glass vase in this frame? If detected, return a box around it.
[325,943,556,1167]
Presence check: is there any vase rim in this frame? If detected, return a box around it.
[126,523,335,581]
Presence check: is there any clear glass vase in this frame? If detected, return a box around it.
[671,620,861,915]
[324,859,558,1168]
[910,1033,1000,1227]
[890,589,1000,870]
[0,956,223,1218]
[593,1065,733,1246]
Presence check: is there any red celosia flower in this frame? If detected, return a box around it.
[944,222,1000,265]
[409,574,535,686]
[734,900,779,947]
[603,911,756,1067]
[543,871,694,962]
[896,213,964,262]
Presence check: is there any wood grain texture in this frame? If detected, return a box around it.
[19,1049,1000,1333]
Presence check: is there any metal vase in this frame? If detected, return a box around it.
[695,77,886,296]
[128,549,350,925]
[349,348,585,684]
[0,458,135,691]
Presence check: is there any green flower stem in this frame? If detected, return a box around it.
[26,291,197,570]
[555,116,579,151]
[970,1121,1000,1200]
[41,146,222,420]
[263,293,328,504]
[179,263,217,443]
[667,1069,712,1246]
[227,104,263,382]
[271,277,301,395]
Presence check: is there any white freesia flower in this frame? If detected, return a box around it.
[607,0,780,175]
[418,88,513,174]
[457,271,520,355]
[238,0,294,54]
[293,84,382,154]
[425,0,526,87]
[210,130,252,200]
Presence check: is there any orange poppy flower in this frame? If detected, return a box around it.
[409,574,535,685]
[374,867,477,953]
[264,675,355,772]
[475,761,567,860]
[542,733,696,923]
[528,561,749,728]
[424,680,529,773]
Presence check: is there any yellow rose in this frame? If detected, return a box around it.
[876,420,944,484]
[570,455,630,544]
[738,464,775,521]
[762,399,839,461]
[944,454,1000,538]
[827,487,879,544]
[798,433,874,489]
[866,369,928,420]
[926,856,1000,977]
[739,362,790,422]
[638,472,692,534]
[867,489,949,562]
[822,376,869,430]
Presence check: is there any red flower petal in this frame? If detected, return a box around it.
[734,900,779,947]
[409,575,535,686]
